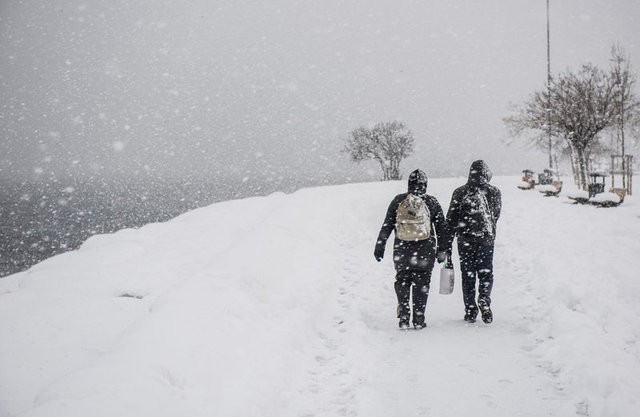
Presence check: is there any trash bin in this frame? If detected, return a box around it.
[588,173,606,197]
[538,169,554,185]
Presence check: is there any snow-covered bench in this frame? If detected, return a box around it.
[537,180,563,197]
[569,188,627,207]
[567,190,590,204]
[517,180,535,190]
[590,188,626,208]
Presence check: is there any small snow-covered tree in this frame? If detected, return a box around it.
[343,121,414,181]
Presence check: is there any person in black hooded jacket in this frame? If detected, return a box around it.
[374,169,450,329]
[446,160,502,324]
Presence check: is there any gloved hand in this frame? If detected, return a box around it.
[436,251,449,264]
[374,246,384,262]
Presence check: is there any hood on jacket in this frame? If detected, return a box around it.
[408,169,428,196]
[467,160,492,186]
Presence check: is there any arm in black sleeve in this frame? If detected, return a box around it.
[491,187,502,222]
[374,195,401,260]
[445,189,461,252]
[427,197,450,254]
[486,185,502,229]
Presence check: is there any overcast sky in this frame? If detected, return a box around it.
[1,0,639,185]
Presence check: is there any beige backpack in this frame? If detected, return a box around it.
[395,194,431,241]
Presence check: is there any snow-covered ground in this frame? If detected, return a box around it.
[1,176,639,417]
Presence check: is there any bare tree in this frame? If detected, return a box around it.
[631,111,640,148]
[609,45,639,189]
[505,64,616,189]
[343,121,415,181]
[554,65,616,188]
[504,99,565,158]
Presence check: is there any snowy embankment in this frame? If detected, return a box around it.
[1,177,639,417]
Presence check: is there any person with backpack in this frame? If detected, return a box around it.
[446,160,502,324]
[374,169,450,329]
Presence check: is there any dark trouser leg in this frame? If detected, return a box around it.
[394,271,412,323]
[458,239,478,314]
[476,243,495,306]
[411,270,432,326]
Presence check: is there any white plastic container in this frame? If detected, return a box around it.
[439,260,455,295]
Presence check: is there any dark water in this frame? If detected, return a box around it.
[0,175,337,278]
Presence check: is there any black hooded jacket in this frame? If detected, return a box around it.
[446,160,502,248]
[375,169,450,272]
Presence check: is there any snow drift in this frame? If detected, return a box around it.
[1,177,639,417]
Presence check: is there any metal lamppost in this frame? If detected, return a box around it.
[546,0,553,170]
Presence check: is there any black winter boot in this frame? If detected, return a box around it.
[412,309,427,329]
[464,308,478,323]
[397,304,410,329]
[478,299,493,324]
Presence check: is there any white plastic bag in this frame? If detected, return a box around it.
[439,259,454,295]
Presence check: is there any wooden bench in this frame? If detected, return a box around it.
[538,180,563,197]
[604,188,626,207]
[517,178,535,190]
[590,188,626,207]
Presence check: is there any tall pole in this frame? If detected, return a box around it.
[546,0,553,170]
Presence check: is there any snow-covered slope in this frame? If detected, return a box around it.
[1,177,639,417]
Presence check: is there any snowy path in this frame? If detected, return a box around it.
[2,177,639,417]
[281,181,571,417]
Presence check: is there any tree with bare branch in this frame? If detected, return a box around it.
[505,64,616,189]
[343,121,415,181]
[609,45,639,189]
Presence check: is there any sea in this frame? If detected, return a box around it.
[0,175,337,278]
